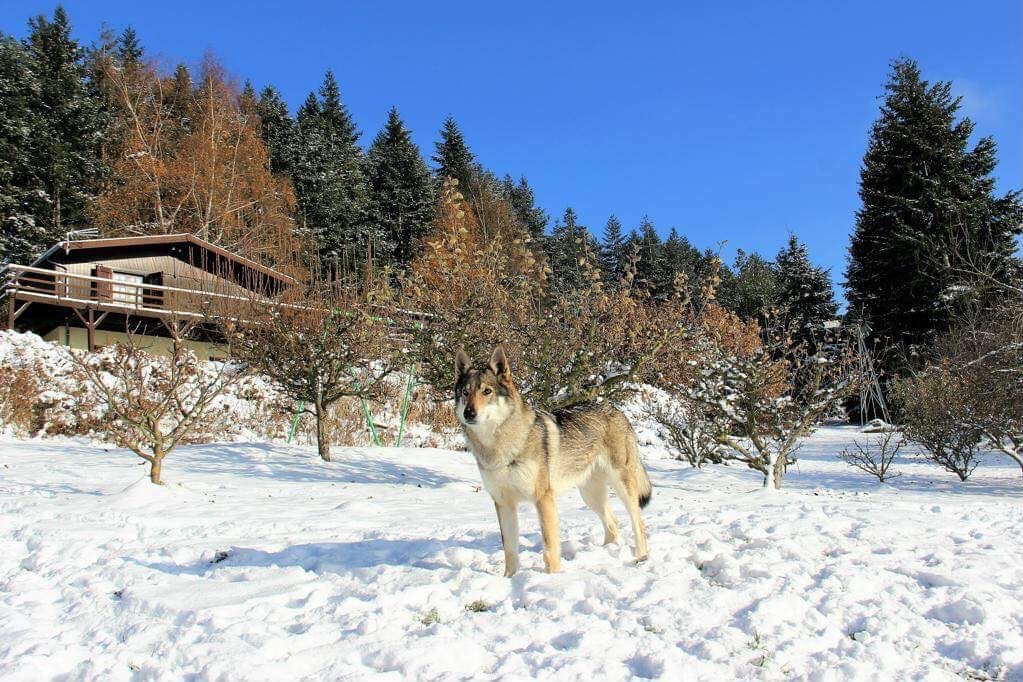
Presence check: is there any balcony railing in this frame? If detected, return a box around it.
[3,265,259,320]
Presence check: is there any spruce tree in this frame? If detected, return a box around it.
[292,71,372,276]
[0,34,47,264]
[366,107,434,269]
[256,84,296,176]
[599,214,627,284]
[1,9,106,264]
[632,215,667,295]
[432,115,474,191]
[720,250,778,322]
[775,234,838,347]
[661,227,706,293]
[165,63,193,138]
[846,59,1022,363]
[547,207,597,292]
[238,80,258,117]
[116,26,142,68]
[502,175,547,238]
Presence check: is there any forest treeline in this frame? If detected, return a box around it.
[1,9,838,328]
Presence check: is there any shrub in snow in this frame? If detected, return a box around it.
[933,304,1023,477]
[663,315,856,489]
[839,431,902,482]
[894,302,1023,481]
[651,400,727,467]
[893,369,983,482]
[0,331,99,436]
[70,326,246,484]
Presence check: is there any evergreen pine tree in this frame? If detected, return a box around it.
[1,8,106,264]
[366,106,434,269]
[256,84,296,176]
[432,115,474,191]
[501,175,547,238]
[632,215,667,295]
[846,59,1022,363]
[547,207,597,291]
[0,34,47,264]
[238,80,258,118]
[292,71,372,276]
[116,26,143,68]
[775,234,838,347]
[661,227,706,293]
[165,63,193,135]
[599,214,627,284]
[720,249,778,322]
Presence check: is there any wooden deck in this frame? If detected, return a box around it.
[4,265,256,350]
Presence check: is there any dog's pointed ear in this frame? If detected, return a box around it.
[488,344,511,381]
[455,348,472,377]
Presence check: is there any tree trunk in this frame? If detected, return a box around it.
[150,452,164,485]
[1004,449,1023,479]
[771,453,785,490]
[315,399,331,462]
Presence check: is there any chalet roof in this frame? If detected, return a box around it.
[30,233,298,289]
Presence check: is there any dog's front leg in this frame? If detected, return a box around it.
[536,491,561,573]
[494,500,520,577]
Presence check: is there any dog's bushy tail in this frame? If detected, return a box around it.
[627,435,653,508]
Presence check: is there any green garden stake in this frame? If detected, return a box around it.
[395,364,416,447]
[348,366,382,446]
[286,400,305,444]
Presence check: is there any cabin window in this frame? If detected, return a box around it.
[112,271,144,304]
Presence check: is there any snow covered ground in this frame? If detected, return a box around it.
[1,428,1022,681]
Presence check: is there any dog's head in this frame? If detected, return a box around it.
[454,345,517,428]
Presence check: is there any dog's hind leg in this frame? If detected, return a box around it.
[612,473,649,562]
[494,500,520,577]
[535,491,562,573]
[579,473,619,546]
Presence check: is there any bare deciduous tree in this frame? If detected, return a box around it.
[226,283,395,461]
[898,300,1023,479]
[893,369,984,482]
[70,320,245,484]
[839,431,903,483]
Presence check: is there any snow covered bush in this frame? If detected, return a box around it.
[0,331,99,436]
[0,363,38,434]
[893,369,984,482]
[669,317,856,489]
[839,431,903,483]
[651,400,727,467]
[69,326,246,484]
[935,304,1023,477]
[894,303,1022,481]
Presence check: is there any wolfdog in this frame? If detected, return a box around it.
[455,346,652,576]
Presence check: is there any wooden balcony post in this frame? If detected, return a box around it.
[86,308,96,351]
[6,296,13,330]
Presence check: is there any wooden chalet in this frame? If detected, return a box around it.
[3,234,295,359]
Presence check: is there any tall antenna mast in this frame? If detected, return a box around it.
[855,320,890,425]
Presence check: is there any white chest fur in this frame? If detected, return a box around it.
[477,457,539,504]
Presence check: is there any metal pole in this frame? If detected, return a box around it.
[395,364,416,447]
[286,400,305,444]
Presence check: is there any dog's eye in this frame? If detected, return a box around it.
[462,389,468,396]
[483,388,493,395]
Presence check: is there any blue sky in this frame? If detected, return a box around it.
[3,1,1020,296]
